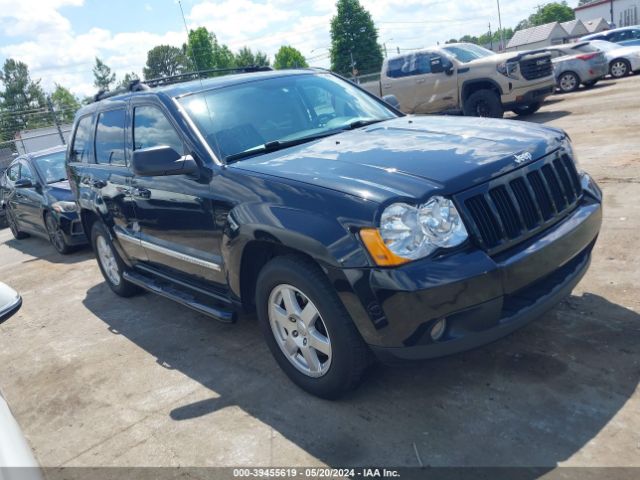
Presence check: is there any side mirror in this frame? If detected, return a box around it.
[14,178,33,189]
[382,94,401,110]
[0,282,22,325]
[131,146,198,177]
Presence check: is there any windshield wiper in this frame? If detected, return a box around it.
[47,177,67,184]
[342,118,386,130]
[225,129,346,163]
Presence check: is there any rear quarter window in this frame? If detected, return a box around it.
[70,115,94,163]
[95,109,127,166]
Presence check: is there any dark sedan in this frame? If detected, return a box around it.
[1,146,87,254]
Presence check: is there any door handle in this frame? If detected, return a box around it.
[132,187,151,199]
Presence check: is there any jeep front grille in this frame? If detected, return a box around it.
[458,153,582,253]
[519,56,553,80]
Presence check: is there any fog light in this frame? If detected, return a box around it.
[430,318,447,341]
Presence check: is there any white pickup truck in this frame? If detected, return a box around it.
[360,43,556,118]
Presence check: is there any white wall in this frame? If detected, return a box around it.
[575,0,639,27]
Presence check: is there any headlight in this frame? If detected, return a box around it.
[360,196,468,266]
[497,61,519,79]
[51,201,77,213]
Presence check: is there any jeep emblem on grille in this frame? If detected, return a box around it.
[514,152,532,165]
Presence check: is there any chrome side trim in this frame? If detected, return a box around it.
[115,230,221,271]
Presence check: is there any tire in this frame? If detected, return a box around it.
[256,255,370,399]
[44,212,72,254]
[6,207,28,240]
[511,102,542,116]
[610,59,630,78]
[583,79,598,89]
[463,89,504,118]
[91,221,140,297]
[558,71,580,93]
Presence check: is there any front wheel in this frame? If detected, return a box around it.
[512,102,542,116]
[610,59,630,78]
[91,221,140,297]
[45,212,72,254]
[463,90,504,118]
[256,255,370,399]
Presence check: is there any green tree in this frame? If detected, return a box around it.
[50,84,80,124]
[143,45,191,80]
[0,59,47,146]
[273,45,308,69]
[235,47,270,67]
[516,1,575,30]
[186,27,236,72]
[93,57,116,91]
[330,0,383,77]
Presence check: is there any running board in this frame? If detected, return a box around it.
[123,270,237,323]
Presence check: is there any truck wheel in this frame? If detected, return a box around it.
[7,208,28,240]
[256,255,370,399]
[91,222,140,297]
[512,102,542,116]
[558,71,580,93]
[463,90,503,118]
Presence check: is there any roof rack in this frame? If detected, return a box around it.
[91,66,273,102]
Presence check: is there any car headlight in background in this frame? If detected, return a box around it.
[360,196,468,266]
[51,201,77,213]
[497,61,519,79]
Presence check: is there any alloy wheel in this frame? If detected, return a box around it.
[559,73,577,92]
[611,61,627,78]
[45,214,66,253]
[268,284,332,378]
[96,235,121,286]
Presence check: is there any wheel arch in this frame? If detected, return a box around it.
[461,78,503,103]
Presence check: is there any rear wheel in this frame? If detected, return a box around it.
[558,71,580,93]
[256,255,370,399]
[6,208,28,240]
[45,212,72,254]
[91,221,140,297]
[463,89,504,118]
[610,59,630,78]
[512,102,542,116]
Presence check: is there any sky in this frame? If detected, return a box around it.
[0,0,579,98]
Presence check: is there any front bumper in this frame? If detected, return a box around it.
[502,78,555,107]
[333,175,602,361]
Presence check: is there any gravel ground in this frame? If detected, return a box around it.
[0,75,638,470]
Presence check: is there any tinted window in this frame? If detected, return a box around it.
[387,53,432,78]
[7,164,19,182]
[133,106,184,154]
[387,56,407,78]
[95,109,126,165]
[70,115,93,163]
[631,29,640,39]
[19,163,33,181]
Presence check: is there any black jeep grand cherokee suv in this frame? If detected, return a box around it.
[67,69,602,398]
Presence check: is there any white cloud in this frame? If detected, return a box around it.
[0,0,564,97]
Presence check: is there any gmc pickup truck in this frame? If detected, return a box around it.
[67,68,601,398]
[361,43,556,118]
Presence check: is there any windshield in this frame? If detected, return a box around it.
[441,44,495,63]
[178,73,398,161]
[588,40,617,52]
[33,152,67,184]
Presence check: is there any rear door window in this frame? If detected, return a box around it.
[387,53,432,78]
[95,109,127,165]
[133,106,184,154]
[70,115,93,163]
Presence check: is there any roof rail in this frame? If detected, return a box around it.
[143,65,273,88]
[91,66,273,103]
[92,79,150,103]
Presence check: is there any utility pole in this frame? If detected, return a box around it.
[489,22,493,51]
[350,50,357,79]
[47,96,65,145]
[496,0,505,51]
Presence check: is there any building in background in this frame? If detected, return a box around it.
[575,0,639,28]
[561,19,590,38]
[506,22,570,51]
[582,17,613,33]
